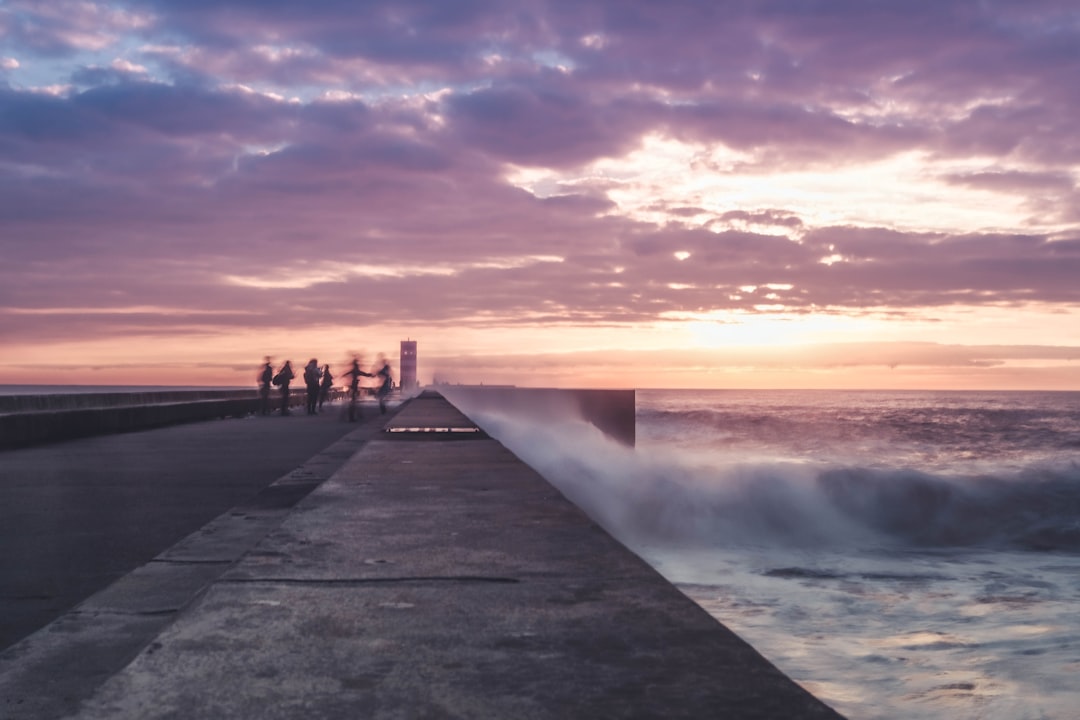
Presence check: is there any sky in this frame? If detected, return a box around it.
[2,0,1080,390]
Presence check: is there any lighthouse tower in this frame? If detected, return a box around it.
[400,340,418,391]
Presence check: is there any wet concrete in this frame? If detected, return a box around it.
[3,393,843,719]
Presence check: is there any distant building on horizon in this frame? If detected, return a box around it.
[400,340,418,391]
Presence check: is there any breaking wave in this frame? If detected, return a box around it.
[462,407,1080,554]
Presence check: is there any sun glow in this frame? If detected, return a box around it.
[508,135,1063,236]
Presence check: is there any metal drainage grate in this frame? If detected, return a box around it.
[385,427,483,433]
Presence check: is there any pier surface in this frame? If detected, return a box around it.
[0,401,374,651]
[1,392,842,719]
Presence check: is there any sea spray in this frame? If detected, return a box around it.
[448,388,1080,720]
[450,399,1080,554]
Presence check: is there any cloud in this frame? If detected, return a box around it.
[70,58,152,86]
[445,77,657,167]
[2,1,1080,386]
[1,0,151,56]
[941,169,1076,194]
[716,209,804,230]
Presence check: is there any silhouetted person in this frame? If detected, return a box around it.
[318,364,334,411]
[274,360,295,416]
[344,356,372,422]
[375,356,393,415]
[257,357,273,416]
[303,359,321,415]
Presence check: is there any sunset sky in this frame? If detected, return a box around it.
[2,1,1079,390]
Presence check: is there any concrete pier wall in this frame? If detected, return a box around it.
[0,386,634,450]
[0,391,342,450]
[439,386,636,446]
[0,389,257,414]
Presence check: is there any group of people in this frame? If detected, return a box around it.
[258,354,394,420]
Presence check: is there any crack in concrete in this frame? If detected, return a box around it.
[221,576,521,586]
[72,608,178,617]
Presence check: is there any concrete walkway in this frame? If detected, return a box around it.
[2,393,843,718]
[0,400,385,652]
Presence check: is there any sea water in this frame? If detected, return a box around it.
[453,389,1080,720]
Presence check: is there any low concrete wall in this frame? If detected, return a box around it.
[0,390,348,451]
[1,399,256,451]
[0,389,256,415]
[438,386,636,446]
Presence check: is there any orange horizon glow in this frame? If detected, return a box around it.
[5,301,1080,391]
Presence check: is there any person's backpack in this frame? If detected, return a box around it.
[272,372,283,387]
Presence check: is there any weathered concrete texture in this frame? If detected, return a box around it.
[0,413,394,720]
[64,394,842,719]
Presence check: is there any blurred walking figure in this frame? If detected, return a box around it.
[303,359,321,415]
[273,360,295,416]
[344,355,373,422]
[257,357,273,416]
[318,364,334,411]
[375,355,394,415]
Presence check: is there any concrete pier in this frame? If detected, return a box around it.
[0,401,375,652]
[1,392,842,719]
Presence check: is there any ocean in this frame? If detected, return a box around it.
[456,389,1080,720]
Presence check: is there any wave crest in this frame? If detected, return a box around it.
[467,407,1080,553]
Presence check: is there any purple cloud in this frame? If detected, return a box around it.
[2,0,1080,386]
